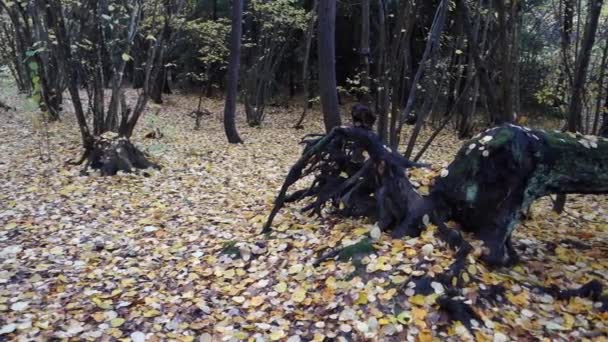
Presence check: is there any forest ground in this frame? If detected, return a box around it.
[1,86,607,341]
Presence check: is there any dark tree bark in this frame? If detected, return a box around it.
[294,0,319,129]
[456,0,501,120]
[359,0,371,105]
[388,0,416,148]
[494,0,515,124]
[317,0,341,132]
[568,0,603,132]
[223,0,244,144]
[375,0,389,142]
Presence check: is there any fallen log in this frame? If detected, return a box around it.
[430,125,608,265]
[264,124,608,267]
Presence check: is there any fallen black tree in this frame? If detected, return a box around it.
[264,124,608,267]
[69,133,159,176]
[262,123,608,323]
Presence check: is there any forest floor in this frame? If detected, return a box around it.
[1,88,607,341]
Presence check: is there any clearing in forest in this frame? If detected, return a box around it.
[1,93,607,341]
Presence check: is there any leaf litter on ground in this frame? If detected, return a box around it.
[0,89,607,341]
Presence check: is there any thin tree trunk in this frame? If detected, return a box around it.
[224,0,244,143]
[400,0,449,158]
[359,0,371,105]
[47,0,92,148]
[456,0,501,120]
[592,40,608,134]
[555,0,604,213]
[495,0,514,123]
[568,0,603,131]
[375,0,389,141]
[317,0,341,132]
[294,0,318,129]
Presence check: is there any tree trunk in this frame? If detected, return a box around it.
[375,0,389,142]
[359,0,371,105]
[592,40,608,134]
[555,0,604,213]
[556,0,575,108]
[495,0,514,124]
[456,0,501,120]
[568,0,603,132]
[401,0,449,159]
[293,0,318,129]
[317,0,341,132]
[223,0,244,144]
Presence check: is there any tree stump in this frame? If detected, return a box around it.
[79,133,160,176]
[0,99,13,111]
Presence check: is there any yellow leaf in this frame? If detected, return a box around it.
[110,318,125,327]
[412,307,427,328]
[355,291,368,305]
[506,291,529,306]
[562,313,575,330]
[92,297,113,310]
[269,329,285,340]
[250,296,264,307]
[292,287,306,303]
[409,295,426,306]
[391,275,407,284]
[474,331,491,342]
[274,282,287,293]
[353,227,370,236]
[325,276,337,289]
[288,264,304,274]
[232,332,248,340]
[467,264,477,275]
[91,312,106,322]
[379,288,397,300]
[418,329,432,342]
[223,269,235,279]
[396,311,411,325]
[143,309,161,317]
